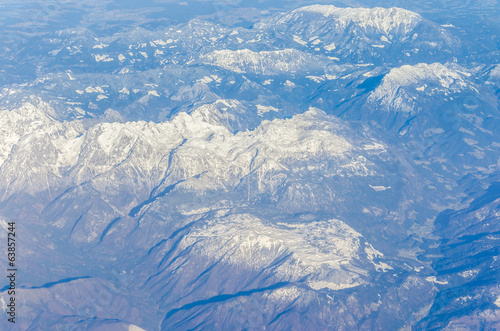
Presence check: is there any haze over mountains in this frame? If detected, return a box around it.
[0,1,499,330]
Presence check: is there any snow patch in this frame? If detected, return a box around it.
[119,87,130,95]
[256,105,279,116]
[458,269,480,279]
[85,86,105,94]
[309,281,361,290]
[369,185,390,191]
[425,276,448,285]
[293,35,307,46]
[94,54,113,62]
[92,43,109,49]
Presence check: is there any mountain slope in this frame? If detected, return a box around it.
[0,2,499,330]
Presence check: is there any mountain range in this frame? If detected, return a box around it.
[0,3,499,330]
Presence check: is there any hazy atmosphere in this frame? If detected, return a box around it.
[0,0,499,330]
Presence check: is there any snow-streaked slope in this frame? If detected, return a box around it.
[0,100,385,228]
[256,4,426,40]
[181,215,389,290]
[369,63,474,112]
[0,2,498,330]
[140,212,395,325]
[415,179,500,330]
[292,5,422,35]
[255,4,458,65]
[203,49,327,75]
[0,102,357,191]
[0,101,71,167]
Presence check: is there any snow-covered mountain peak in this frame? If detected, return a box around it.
[382,63,469,88]
[245,108,352,161]
[1,100,57,122]
[0,103,368,202]
[296,5,422,34]
[0,101,74,167]
[190,99,260,133]
[183,214,385,290]
[261,4,423,36]
[369,63,474,112]
[250,4,454,65]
